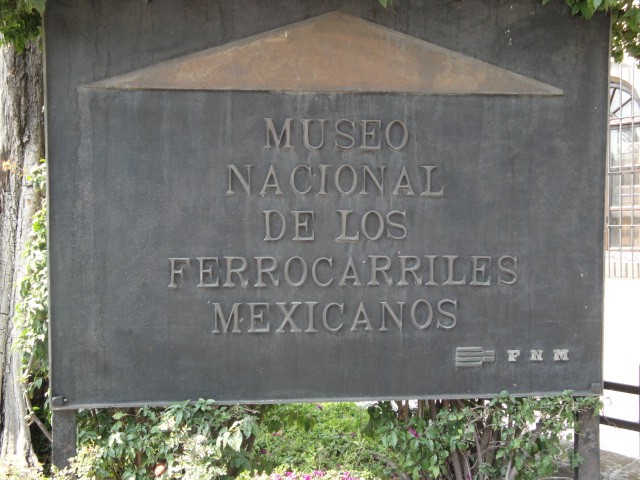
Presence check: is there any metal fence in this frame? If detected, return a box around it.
[601,374,640,435]
[608,62,640,278]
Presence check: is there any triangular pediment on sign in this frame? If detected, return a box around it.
[89,11,562,95]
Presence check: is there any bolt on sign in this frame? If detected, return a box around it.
[46,0,608,408]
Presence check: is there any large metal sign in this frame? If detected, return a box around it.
[46,0,608,408]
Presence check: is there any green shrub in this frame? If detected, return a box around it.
[68,401,263,479]
[254,403,388,478]
[366,393,602,480]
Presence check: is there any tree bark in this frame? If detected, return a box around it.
[0,39,45,465]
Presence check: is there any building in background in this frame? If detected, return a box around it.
[601,59,640,458]
[608,62,640,278]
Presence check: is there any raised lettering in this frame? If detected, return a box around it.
[335,210,359,242]
[213,303,242,334]
[197,257,219,288]
[254,256,279,287]
[360,210,385,240]
[420,166,444,197]
[226,164,252,195]
[248,303,270,333]
[360,165,385,195]
[265,117,292,148]
[443,255,467,286]
[397,256,421,286]
[498,255,518,286]
[424,255,439,286]
[385,120,408,150]
[507,350,521,362]
[312,257,334,287]
[392,166,416,196]
[260,164,284,195]
[368,255,392,286]
[275,302,303,333]
[360,120,381,151]
[292,210,315,241]
[351,302,374,331]
[380,302,404,331]
[530,350,544,361]
[436,299,457,329]
[263,210,286,241]
[305,302,319,333]
[339,256,362,286]
[335,165,358,196]
[410,299,433,330]
[335,119,356,150]
[224,257,249,287]
[169,258,190,288]
[322,303,344,332]
[302,118,326,150]
[290,165,312,195]
[553,349,569,361]
[284,256,308,287]
[470,256,491,286]
[386,210,408,240]
[317,164,330,196]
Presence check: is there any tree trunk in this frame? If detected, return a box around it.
[0,40,45,465]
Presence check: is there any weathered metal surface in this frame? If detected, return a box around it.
[90,12,562,96]
[46,0,608,408]
[52,410,77,470]
[575,407,601,480]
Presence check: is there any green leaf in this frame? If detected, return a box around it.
[228,429,243,451]
[515,454,524,470]
[390,430,398,448]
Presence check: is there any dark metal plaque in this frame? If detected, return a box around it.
[46,0,608,408]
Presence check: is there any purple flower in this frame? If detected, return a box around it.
[341,474,360,480]
[315,404,323,410]
[408,428,419,438]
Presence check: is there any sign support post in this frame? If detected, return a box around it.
[574,405,600,480]
[52,409,77,472]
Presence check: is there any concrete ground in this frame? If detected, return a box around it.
[599,450,640,479]
[551,449,640,479]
